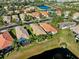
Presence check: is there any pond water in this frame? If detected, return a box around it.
[29,48,78,59]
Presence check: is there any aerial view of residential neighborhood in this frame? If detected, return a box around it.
[0,0,79,59]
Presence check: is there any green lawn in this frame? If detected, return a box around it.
[5,37,59,59]
[12,29,16,35]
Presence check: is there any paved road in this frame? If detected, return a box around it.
[0,19,50,31]
[0,24,18,31]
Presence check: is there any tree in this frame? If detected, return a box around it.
[51,16,64,27]
[0,16,4,26]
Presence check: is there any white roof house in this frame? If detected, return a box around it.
[70,25,79,35]
[8,11,13,15]
[12,15,20,22]
[64,11,70,18]
[4,6,8,11]
[72,12,79,22]
[12,15,18,19]
[15,26,29,39]
[15,10,20,14]
[56,0,78,2]
[3,15,11,23]
[19,13,25,21]
[59,22,76,29]
[23,6,35,13]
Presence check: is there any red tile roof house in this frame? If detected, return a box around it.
[31,12,41,19]
[39,23,57,34]
[0,31,14,56]
[0,31,13,50]
[40,11,49,17]
[28,11,49,19]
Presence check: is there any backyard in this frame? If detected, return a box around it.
[5,29,79,59]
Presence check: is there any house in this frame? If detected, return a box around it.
[12,15,20,22]
[29,7,36,12]
[3,15,11,24]
[24,8,30,13]
[56,0,79,2]
[39,23,57,34]
[15,26,30,46]
[55,8,62,16]
[43,0,53,2]
[15,26,29,39]
[29,11,49,19]
[29,0,35,2]
[19,13,25,22]
[70,25,79,41]
[0,31,13,50]
[75,35,79,41]
[64,11,70,18]
[15,10,20,14]
[31,12,41,19]
[30,24,46,35]
[4,6,8,11]
[59,22,76,29]
[20,7,24,13]
[8,11,13,15]
[24,6,36,13]
[40,11,49,17]
[72,12,79,22]
[70,25,79,35]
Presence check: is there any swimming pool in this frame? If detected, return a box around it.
[38,5,49,10]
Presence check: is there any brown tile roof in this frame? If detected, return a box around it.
[31,12,41,18]
[30,24,46,35]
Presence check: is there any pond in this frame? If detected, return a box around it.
[28,48,78,59]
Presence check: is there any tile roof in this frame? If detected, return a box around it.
[31,12,41,18]
[0,32,13,50]
[39,23,57,34]
[30,24,46,35]
[40,11,49,17]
